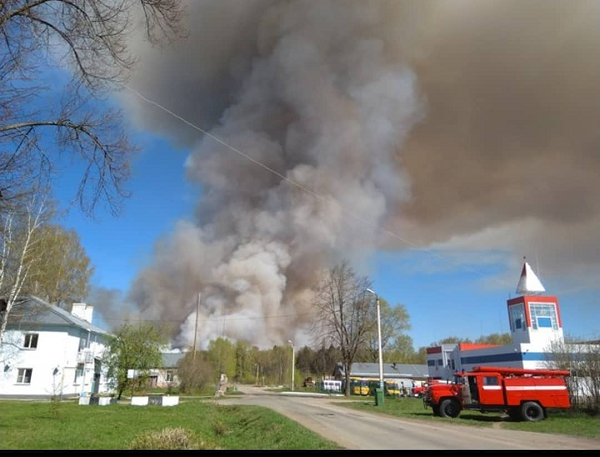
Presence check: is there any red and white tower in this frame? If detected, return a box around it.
[507,260,564,346]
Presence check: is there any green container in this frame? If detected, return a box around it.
[375,388,385,406]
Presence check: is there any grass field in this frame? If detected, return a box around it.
[338,396,600,438]
[0,399,342,450]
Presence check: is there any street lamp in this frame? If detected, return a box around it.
[288,340,295,392]
[366,288,384,394]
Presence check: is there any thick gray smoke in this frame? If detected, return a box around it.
[126,0,422,348]
[86,286,135,330]
[124,0,600,347]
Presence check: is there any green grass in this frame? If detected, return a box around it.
[502,409,600,439]
[339,396,502,427]
[338,397,600,438]
[0,400,342,450]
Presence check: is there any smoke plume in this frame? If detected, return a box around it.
[124,0,600,347]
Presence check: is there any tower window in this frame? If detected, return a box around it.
[529,303,558,330]
[509,304,526,331]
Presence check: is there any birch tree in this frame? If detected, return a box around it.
[0,194,51,345]
[312,261,375,396]
[23,225,93,305]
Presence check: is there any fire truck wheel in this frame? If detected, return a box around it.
[520,402,544,422]
[439,398,461,418]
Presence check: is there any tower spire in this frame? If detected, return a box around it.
[516,258,546,295]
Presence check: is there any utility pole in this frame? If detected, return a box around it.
[366,288,384,401]
[193,293,201,363]
[288,340,295,391]
[255,363,259,386]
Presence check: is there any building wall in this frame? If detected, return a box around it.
[0,326,111,397]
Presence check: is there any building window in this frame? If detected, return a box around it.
[74,365,84,384]
[166,371,173,382]
[78,337,89,352]
[23,334,38,349]
[509,304,526,331]
[483,376,499,386]
[17,368,33,384]
[529,303,558,330]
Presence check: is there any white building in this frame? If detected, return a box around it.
[0,296,113,398]
[427,261,567,380]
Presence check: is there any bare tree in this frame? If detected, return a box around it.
[0,193,52,345]
[312,261,375,396]
[0,0,185,216]
[545,335,600,414]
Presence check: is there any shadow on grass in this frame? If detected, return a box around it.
[407,410,508,423]
[456,413,507,423]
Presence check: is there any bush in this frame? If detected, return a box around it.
[129,427,205,450]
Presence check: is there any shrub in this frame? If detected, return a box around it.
[129,427,204,450]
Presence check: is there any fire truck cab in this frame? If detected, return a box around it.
[424,366,571,422]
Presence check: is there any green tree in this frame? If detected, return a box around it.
[311,343,342,379]
[102,323,167,399]
[177,350,214,395]
[296,346,316,380]
[234,340,256,383]
[385,334,417,363]
[413,346,428,364]
[431,336,473,345]
[363,298,411,363]
[207,337,236,381]
[475,333,512,345]
[22,225,94,305]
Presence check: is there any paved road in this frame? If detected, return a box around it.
[217,385,600,450]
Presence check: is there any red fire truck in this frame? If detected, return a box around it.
[423,366,571,421]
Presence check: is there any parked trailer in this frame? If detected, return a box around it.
[423,366,571,421]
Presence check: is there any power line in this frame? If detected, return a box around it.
[125,85,510,288]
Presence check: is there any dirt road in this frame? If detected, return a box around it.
[218,385,600,450]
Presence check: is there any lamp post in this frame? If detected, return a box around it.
[366,288,384,394]
[288,340,295,391]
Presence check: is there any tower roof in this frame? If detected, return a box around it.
[516,261,546,295]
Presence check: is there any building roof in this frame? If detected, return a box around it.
[458,343,500,351]
[162,352,185,368]
[337,362,429,378]
[6,296,111,336]
[516,261,546,295]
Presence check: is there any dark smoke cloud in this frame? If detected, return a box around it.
[87,286,135,330]
[123,0,600,347]
[385,0,600,288]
